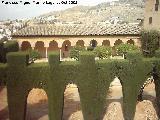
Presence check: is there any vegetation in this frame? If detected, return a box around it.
[87,46,94,51]
[93,46,112,59]
[2,38,160,120]
[27,49,41,63]
[70,44,139,60]
[69,46,85,60]
[1,50,160,120]
[0,40,19,63]
[115,43,139,58]
[0,41,5,63]
[140,30,160,57]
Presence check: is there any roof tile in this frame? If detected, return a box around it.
[12,24,141,36]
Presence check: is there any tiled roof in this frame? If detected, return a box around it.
[12,24,141,36]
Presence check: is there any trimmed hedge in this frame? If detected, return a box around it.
[0,40,19,63]
[0,63,7,85]
[0,41,5,63]
[1,50,160,120]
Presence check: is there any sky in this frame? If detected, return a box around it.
[0,0,118,20]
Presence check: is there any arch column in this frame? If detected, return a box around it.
[18,41,22,48]
[110,40,116,47]
[70,41,76,47]
[97,39,103,46]
[84,40,90,47]
[44,42,49,58]
[57,41,63,59]
[31,42,35,49]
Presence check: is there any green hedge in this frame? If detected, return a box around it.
[1,51,160,120]
[0,63,7,85]
[0,41,5,63]
[0,40,19,63]
[4,41,19,53]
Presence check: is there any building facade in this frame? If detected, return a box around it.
[144,0,160,30]
[12,24,141,58]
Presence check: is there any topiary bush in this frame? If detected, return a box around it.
[87,46,94,51]
[0,41,5,63]
[93,46,112,59]
[140,30,160,57]
[4,40,19,53]
[0,40,19,63]
[0,63,7,85]
[155,49,160,58]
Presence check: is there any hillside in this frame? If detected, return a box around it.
[34,0,145,24]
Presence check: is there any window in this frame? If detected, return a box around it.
[149,17,152,24]
[155,4,159,11]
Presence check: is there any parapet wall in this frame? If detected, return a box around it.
[0,51,160,120]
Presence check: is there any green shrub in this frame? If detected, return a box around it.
[7,52,29,67]
[87,46,94,51]
[115,43,139,58]
[140,30,160,57]
[4,40,19,53]
[0,41,5,63]
[155,49,160,58]
[0,64,7,85]
[0,40,19,63]
[93,46,112,59]
[27,49,41,63]
[69,46,85,60]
